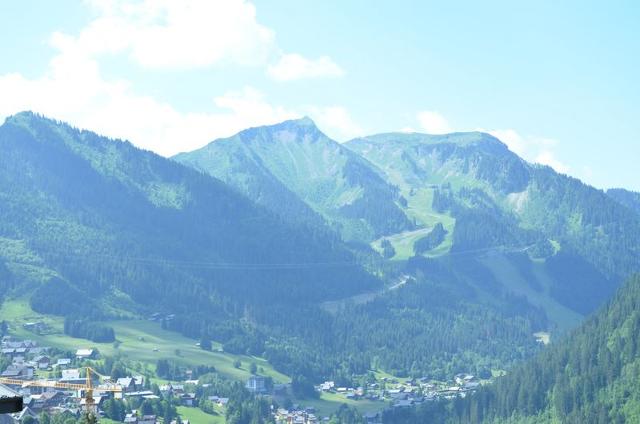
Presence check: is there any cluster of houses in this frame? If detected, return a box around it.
[122,412,190,424]
[0,336,163,423]
[309,372,483,421]
[316,372,481,406]
[0,337,95,422]
[273,406,319,423]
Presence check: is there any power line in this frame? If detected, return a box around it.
[5,242,537,271]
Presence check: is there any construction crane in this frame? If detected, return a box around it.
[0,367,122,412]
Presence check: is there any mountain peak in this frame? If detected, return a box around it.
[4,110,44,126]
[3,111,78,135]
[272,116,319,133]
[290,116,316,127]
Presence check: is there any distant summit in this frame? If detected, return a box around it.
[174,118,413,242]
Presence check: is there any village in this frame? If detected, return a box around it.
[0,332,485,424]
[269,373,482,424]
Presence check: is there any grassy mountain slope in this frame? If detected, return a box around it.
[346,132,640,324]
[174,118,414,242]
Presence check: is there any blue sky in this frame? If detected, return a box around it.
[0,1,638,190]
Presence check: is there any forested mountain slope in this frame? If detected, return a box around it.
[174,118,413,242]
[383,275,640,424]
[0,111,379,340]
[608,188,640,216]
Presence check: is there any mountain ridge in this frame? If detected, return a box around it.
[174,118,414,242]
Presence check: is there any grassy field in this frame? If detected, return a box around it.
[0,298,289,383]
[297,391,387,417]
[177,406,225,424]
[371,187,456,260]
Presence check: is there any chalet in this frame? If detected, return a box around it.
[3,340,36,350]
[2,364,34,379]
[117,377,136,393]
[319,381,335,392]
[11,406,39,423]
[33,355,51,370]
[22,322,47,333]
[55,358,72,368]
[80,396,105,409]
[143,394,160,400]
[246,376,267,394]
[158,384,171,393]
[26,391,65,410]
[139,414,157,424]
[60,369,84,385]
[463,381,480,390]
[133,375,145,388]
[124,391,155,399]
[75,349,95,359]
[180,393,196,406]
[124,413,138,423]
[28,347,46,356]
[454,373,475,385]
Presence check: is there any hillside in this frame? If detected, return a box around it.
[174,118,413,242]
[382,274,640,423]
[0,112,380,370]
[608,188,640,216]
[346,132,640,322]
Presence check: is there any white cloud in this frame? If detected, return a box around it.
[0,43,297,156]
[267,54,344,81]
[306,106,363,141]
[416,110,452,134]
[485,129,568,173]
[66,0,276,69]
[535,150,569,174]
[0,0,352,155]
[56,0,342,78]
[0,36,351,155]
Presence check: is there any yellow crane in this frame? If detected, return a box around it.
[0,367,122,412]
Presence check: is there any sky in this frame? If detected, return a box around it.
[0,1,638,190]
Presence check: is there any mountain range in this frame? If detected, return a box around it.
[1,111,639,390]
